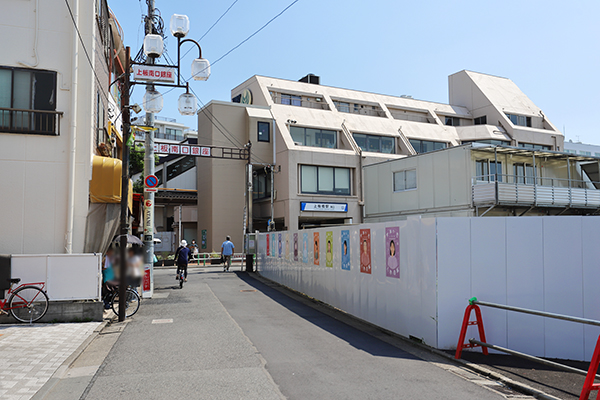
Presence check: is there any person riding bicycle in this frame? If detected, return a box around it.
[175,240,190,282]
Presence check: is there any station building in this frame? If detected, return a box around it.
[197,70,564,251]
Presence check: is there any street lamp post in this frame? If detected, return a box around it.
[128,4,210,299]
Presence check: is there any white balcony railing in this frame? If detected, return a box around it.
[472,174,600,208]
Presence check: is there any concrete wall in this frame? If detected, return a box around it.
[258,216,600,362]
[0,0,99,254]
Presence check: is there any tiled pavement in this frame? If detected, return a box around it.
[0,322,101,400]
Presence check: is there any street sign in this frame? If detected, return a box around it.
[132,65,176,83]
[145,175,159,188]
[151,141,248,160]
[145,199,153,207]
[144,188,157,193]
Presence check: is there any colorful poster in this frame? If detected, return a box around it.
[313,232,320,265]
[302,232,308,263]
[271,234,275,257]
[386,227,400,278]
[266,234,270,256]
[278,233,282,258]
[360,229,371,274]
[341,230,350,270]
[325,231,333,268]
[293,233,298,261]
[285,233,290,260]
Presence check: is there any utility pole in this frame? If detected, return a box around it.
[142,0,156,298]
[245,142,253,272]
[118,47,132,322]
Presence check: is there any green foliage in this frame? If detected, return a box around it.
[129,143,159,194]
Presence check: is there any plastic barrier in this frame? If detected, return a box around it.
[455,297,600,400]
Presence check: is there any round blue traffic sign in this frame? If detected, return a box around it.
[145,175,158,188]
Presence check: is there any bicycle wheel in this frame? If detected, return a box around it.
[111,288,141,318]
[179,276,184,289]
[9,286,49,323]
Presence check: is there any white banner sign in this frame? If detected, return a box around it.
[154,143,211,157]
[133,65,176,83]
[300,202,348,212]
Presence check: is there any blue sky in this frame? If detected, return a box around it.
[109,0,599,144]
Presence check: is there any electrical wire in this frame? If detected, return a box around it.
[64,0,111,105]
[180,0,240,60]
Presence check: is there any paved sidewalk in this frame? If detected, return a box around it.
[0,322,101,400]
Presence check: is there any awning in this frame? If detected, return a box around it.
[90,156,133,212]
[246,106,273,120]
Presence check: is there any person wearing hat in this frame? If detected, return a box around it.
[221,236,235,272]
[175,239,190,281]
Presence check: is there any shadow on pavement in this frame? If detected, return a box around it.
[229,271,419,361]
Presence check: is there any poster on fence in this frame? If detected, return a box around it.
[325,231,333,268]
[271,234,275,257]
[303,232,308,263]
[360,229,371,274]
[314,232,320,265]
[385,227,400,278]
[285,233,290,260]
[278,233,282,258]
[266,234,270,256]
[341,230,350,270]
[293,233,298,261]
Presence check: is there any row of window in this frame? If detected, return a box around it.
[475,159,544,184]
[565,149,600,157]
[506,113,532,127]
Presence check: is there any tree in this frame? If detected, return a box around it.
[130,143,159,194]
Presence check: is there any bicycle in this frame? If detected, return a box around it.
[176,267,185,289]
[0,278,49,323]
[103,285,141,318]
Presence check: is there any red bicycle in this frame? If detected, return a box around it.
[0,278,49,323]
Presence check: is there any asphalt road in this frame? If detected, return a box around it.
[79,267,516,399]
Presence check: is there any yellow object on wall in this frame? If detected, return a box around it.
[90,156,133,212]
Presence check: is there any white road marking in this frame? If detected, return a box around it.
[152,319,173,324]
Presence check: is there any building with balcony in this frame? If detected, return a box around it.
[196,70,563,250]
[564,139,600,157]
[0,0,127,254]
[363,144,600,221]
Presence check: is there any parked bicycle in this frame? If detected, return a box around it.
[103,285,140,318]
[0,278,49,323]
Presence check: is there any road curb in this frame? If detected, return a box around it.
[250,271,561,400]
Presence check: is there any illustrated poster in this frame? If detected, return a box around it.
[278,233,282,258]
[360,229,371,274]
[302,232,308,263]
[285,233,290,260]
[271,234,275,257]
[314,232,320,265]
[266,234,270,256]
[325,231,333,268]
[293,233,298,261]
[385,227,400,278]
[341,230,350,271]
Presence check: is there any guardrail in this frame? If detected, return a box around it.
[189,252,245,266]
[455,297,600,400]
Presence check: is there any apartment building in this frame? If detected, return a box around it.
[197,71,563,250]
[564,140,600,157]
[0,0,126,254]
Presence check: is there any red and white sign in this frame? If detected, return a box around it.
[144,188,158,192]
[132,65,176,83]
[154,143,212,157]
[201,147,211,156]
[145,199,153,207]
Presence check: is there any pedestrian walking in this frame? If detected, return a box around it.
[221,236,235,272]
[190,239,199,265]
[175,240,190,282]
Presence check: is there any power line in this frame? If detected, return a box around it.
[63,0,111,105]
[180,0,240,60]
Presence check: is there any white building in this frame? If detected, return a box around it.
[564,139,600,157]
[0,0,126,255]
[196,71,563,250]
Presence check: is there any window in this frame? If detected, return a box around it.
[518,143,551,151]
[409,139,446,154]
[445,116,461,126]
[564,149,577,154]
[513,163,536,184]
[0,66,58,135]
[580,151,592,156]
[353,133,394,154]
[335,101,350,113]
[253,169,271,199]
[281,94,302,106]
[166,156,195,181]
[595,153,600,157]
[300,165,351,195]
[393,169,417,192]
[475,160,502,182]
[474,116,487,125]
[257,121,270,142]
[290,126,336,148]
[505,113,532,127]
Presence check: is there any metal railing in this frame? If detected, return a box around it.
[270,94,330,110]
[389,111,434,124]
[472,173,600,208]
[189,252,245,266]
[456,298,600,399]
[0,107,63,135]
[334,104,386,118]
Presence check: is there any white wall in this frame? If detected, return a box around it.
[258,216,600,361]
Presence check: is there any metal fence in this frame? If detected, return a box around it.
[0,107,63,135]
